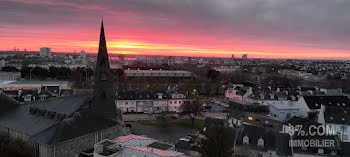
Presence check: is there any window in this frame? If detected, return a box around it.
[318,149,324,154]
[174,101,177,104]
[243,136,249,144]
[258,138,264,147]
[343,135,348,141]
[330,116,334,120]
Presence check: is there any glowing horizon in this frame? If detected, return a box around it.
[0,0,349,60]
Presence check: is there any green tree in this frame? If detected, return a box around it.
[207,69,220,80]
[199,126,234,157]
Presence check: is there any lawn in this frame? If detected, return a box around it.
[138,119,204,129]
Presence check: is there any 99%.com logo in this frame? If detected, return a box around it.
[280,124,337,148]
[280,124,337,136]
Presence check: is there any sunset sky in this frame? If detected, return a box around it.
[1,0,350,59]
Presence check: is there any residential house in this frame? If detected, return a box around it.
[296,96,350,117]
[225,84,253,101]
[266,101,299,122]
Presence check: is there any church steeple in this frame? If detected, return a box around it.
[90,20,117,120]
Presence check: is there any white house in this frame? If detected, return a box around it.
[115,100,137,113]
[266,101,299,122]
[115,92,186,114]
[153,93,168,113]
[225,84,253,101]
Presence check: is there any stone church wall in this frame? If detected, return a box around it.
[53,125,123,157]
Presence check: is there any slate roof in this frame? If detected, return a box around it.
[303,96,350,109]
[236,88,247,96]
[47,112,118,144]
[2,90,18,98]
[324,106,350,125]
[116,91,169,100]
[60,89,73,96]
[236,124,291,155]
[0,92,19,114]
[20,89,38,97]
[0,95,90,137]
[38,90,53,98]
[0,94,119,145]
[300,87,317,91]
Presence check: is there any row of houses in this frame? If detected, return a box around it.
[228,95,350,144]
[115,91,190,113]
[0,80,72,102]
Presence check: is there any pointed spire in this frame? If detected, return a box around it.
[91,20,118,120]
[99,20,106,52]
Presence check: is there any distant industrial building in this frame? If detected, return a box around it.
[40,47,52,57]
[242,54,248,59]
[80,50,86,63]
[0,72,21,81]
[124,70,195,79]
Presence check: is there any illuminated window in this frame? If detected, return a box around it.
[265,121,269,124]
[248,116,253,120]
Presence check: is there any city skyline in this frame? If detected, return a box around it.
[1,0,350,60]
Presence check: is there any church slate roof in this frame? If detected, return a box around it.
[0,95,90,137]
[0,92,19,114]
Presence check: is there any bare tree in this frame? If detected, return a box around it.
[180,98,203,127]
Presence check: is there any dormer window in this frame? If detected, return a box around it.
[315,103,319,107]
[342,118,345,121]
[342,103,346,107]
[345,110,347,114]
[337,103,340,107]
[330,116,333,120]
[258,138,264,148]
[243,136,249,145]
